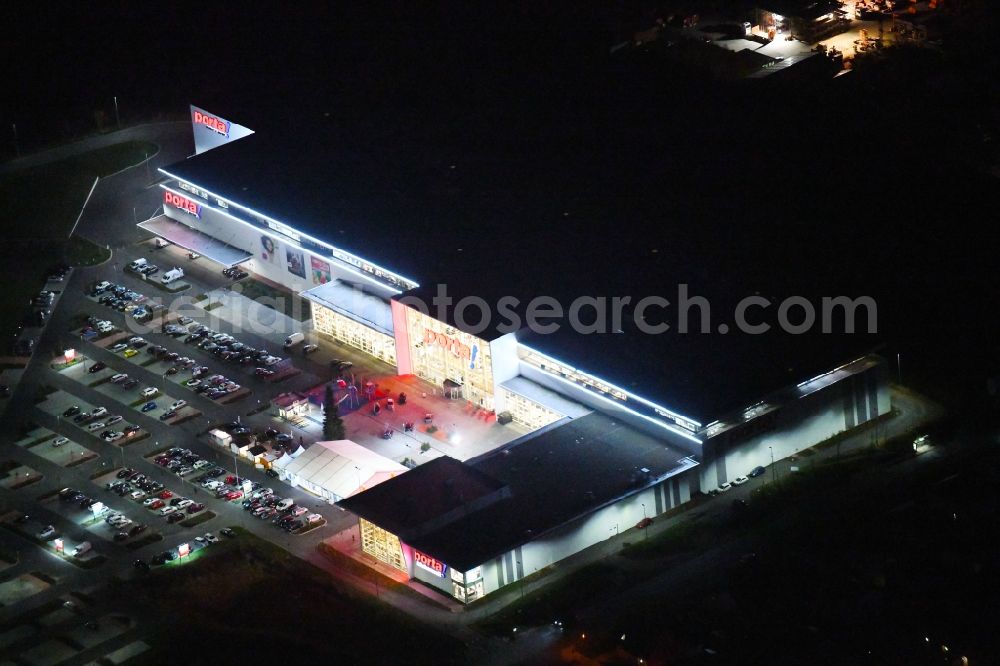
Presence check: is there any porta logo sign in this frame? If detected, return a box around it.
[192,109,230,137]
[423,328,472,361]
[164,191,202,218]
[413,550,447,577]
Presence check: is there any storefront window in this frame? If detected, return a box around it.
[359,518,406,572]
[313,305,396,366]
[501,388,562,430]
[405,309,495,410]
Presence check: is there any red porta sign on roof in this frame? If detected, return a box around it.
[192,109,230,137]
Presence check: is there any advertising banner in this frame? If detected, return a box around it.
[260,235,278,263]
[286,248,306,278]
[311,257,332,285]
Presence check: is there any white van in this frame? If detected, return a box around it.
[74,541,92,556]
[305,513,323,524]
[128,258,148,271]
[276,498,294,512]
[161,268,184,284]
[283,332,304,348]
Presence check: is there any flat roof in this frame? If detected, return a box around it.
[338,457,509,541]
[339,412,697,571]
[300,279,394,336]
[500,376,592,419]
[164,115,881,425]
[138,215,251,267]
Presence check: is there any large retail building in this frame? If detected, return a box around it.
[145,106,889,603]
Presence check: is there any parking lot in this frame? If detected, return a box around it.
[0,229,523,663]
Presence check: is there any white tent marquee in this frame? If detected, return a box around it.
[280,440,407,501]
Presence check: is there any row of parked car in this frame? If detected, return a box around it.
[109,467,205,523]
[153,446,214,478]
[61,404,142,442]
[59,486,150,543]
[184,322,283,368]
[242,488,320,532]
[11,264,68,355]
[91,281,154,321]
[711,466,767,495]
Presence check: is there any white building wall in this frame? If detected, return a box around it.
[479,470,693,596]
[162,198,392,297]
[489,333,521,413]
[698,365,890,490]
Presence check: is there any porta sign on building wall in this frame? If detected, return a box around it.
[413,550,448,577]
[164,190,202,218]
[190,105,254,155]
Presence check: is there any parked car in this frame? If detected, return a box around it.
[62,405,81,417]
[88,362,106,373]
[748,466,767,478]
[38,525,56,539]
[141,401,157,412]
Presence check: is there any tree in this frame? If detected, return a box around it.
[323,384,345,441]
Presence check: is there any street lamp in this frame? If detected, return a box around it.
[516,559,525,599]
[769,446,776,483]
[642,503,648,540]
[113,96,120,129]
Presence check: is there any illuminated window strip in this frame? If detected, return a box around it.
[158,168,419,290]
[519,351,702,444]
[160,184,404,295]
[519,344,702,431]
[795,355,870,389]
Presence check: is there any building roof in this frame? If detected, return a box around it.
[272,392,307,409]
[339,412,697,571]
[759,0,843,21]
[337,456,509,539]
[301,279,394,336]
[164,106,881,426]
[283,439,407,499]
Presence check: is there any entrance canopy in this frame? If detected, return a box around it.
[138,215,251,267]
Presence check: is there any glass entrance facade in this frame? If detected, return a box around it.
[313,305,397,366]
[500,388,563,430]
[359,518,406,572]
[405,309,495,410]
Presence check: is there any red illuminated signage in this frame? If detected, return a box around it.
[423,328,471,360]
[192,110,230,137]
[413,550,447,577]
[164,191,202,218]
